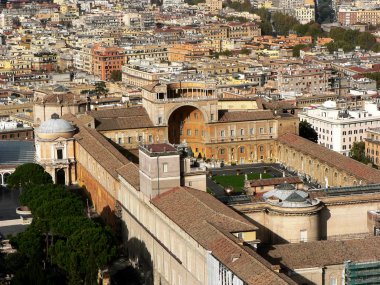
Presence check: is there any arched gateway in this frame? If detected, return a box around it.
[168,105,206,158]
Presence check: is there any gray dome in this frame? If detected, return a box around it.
[263,188,319,208]
[37,116,75,134]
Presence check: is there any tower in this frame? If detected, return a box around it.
[139,143,181,198]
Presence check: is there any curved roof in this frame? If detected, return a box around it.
[263,187,319,208]
[37,115,75,134]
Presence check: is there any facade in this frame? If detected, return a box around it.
[141,81,299,161]
[365,127,380,166]
[206,0,223,12]
[92,44,125,81]
[276,133,380,187]
[35,113,76,185]
[33,88,87,126]
[299,100,380,156]
[338,8,380,26]
[294,5,315,24]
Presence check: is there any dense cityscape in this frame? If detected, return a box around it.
[0,0,379,284]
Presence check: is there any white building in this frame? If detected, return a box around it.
[299,100,380,156]
[295,5,315,24]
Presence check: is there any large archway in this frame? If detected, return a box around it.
[168,105,206,158]
[56,168,66,185]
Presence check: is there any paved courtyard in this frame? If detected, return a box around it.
[0,187,28,238]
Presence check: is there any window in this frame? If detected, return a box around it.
[163,163,168,173]
[128,137,132,144]
[240,128,244,136]
[194,113,198,119]
[220,149,225,154]
[118,138,122,144]
[269,127,273,133]
[138,135,142,142]
[329,277,337,285]
[221,130,225,137]
[149,135,153,143]
[230,129,235,136]
[260,128,264,134]
[240,147,245,153]
[187,129,191,135]
[210,114,214,121]
[158,117,162,124]
[57,149,63,160]
[250,128,254,135]
[300,229,307,242]
[195,129,198,136]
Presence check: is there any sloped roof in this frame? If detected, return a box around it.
[88,107,155,131]
[0,141,35,165]
[278,133,380,184]
[151,187,295,285]
[261,237,380,269]
[218,110,274,123]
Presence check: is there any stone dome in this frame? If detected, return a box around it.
[37,114,75,140]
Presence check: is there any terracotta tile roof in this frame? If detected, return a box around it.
[152,187,295,284]
[260,237,380,269]
[36,92,85,105]
[63,114,132,181]
[278,133,380,184]
[144,143,176,153]
[116,163,140,190]
[218,110,274,123]
[87,107,154,131]
[248,177,302,187]
[88,107,146,119]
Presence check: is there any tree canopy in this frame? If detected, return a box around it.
[325,28,380,53]
[7,163,53,189]
[4,164,117,284]
[299,120,318,143]
[350,142,372,165]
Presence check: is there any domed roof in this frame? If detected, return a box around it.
[262,187,319,208]
[37,113,75,134]
[276,182,296,191]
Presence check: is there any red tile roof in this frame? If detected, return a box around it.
[261,237,380,269]
[88,107,155,131]
[152,187,295,284]
[278,133,380,184]
[219,110,274,122]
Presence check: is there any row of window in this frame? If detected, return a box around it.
[220,127,273,137]
[117,135,154,144]
[219,146,265,154]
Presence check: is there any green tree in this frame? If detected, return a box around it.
[110,70,122,82]
[299,120,318,143]
[357,32,377,50]
[240,48,251,55]
[292,44,307,57]
[317,0,334,23]
[272,12,299,35]
[260,20,273,35]
[94,81,109,97]
[7,163,52,190]
[364,72,380,88]
[350,142,372,164]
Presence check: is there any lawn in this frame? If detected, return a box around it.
[213,172,272,192]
